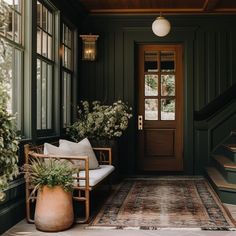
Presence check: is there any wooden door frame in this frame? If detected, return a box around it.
[136,43,184,172]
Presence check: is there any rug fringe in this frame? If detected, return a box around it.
[85,226,236,231]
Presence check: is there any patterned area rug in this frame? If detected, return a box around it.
[88,177,236,230]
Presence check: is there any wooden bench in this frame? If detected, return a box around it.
[24,143,115,223]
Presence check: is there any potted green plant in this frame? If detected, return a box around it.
[23,157,78,232]
[0,0,19,202]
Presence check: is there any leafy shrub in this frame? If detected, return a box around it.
[67,100,132,141]
[0,0,19,201]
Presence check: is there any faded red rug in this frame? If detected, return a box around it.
[89,177,236,230]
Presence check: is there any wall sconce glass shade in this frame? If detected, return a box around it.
[80,34,99,61]
[152,16,171,37]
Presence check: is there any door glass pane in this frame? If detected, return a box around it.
[145,99,158,120]
[145,74,158,96]
[161,51,175,72]
[161,75,175,96]
[144,51,158,72]
[161,98,175,120]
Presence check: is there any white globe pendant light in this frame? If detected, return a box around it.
[152,15,171,37]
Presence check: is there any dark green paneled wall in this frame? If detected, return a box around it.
[194,29,236,110]
[79,15,236,175]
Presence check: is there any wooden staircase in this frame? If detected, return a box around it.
[206,132,236,204]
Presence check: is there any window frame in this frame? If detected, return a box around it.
[35,0,59,137]
[0,0,24,132]
[61,21,75,129]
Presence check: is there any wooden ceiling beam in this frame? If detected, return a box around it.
[88,8,204,14]
[203,0,220,11]
[80,0,236,15]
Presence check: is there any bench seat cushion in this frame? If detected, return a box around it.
[76,165,115,187]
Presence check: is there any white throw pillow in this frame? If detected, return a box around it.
[59,138,99,170]
[44,143,73,155]
[43,143,75,168]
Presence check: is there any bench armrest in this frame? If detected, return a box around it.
[93,147,112,165]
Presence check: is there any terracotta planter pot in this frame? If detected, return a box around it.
[35,185,74,232]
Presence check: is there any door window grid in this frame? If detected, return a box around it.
[144,51,176,121]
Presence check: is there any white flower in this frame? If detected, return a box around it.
[67,100,133,140]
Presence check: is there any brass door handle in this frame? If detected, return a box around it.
[138,115,143,130]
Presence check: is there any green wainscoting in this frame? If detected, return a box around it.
[0,179,25,234]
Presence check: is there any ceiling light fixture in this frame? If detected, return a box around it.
[152,13,171,37]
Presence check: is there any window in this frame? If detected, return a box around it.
[0,0,22,44]
[0,0,77,138]
[36,0,54,130]
[61,23,73,128]
[0,0,23,131]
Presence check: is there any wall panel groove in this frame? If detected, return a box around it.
[79,15,236,174]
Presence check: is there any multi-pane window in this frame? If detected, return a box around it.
[0,0,22,44]
[36,0,54,130]
[0,0,23,130]
[62,23,73,128]
[144,51,176,121]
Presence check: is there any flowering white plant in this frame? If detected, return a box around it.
[67,100,132,141]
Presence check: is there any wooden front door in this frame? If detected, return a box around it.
[137,44,183,171]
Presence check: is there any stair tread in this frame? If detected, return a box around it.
[206,167,236,190]
[214,155,236,169]
[224,144,236,152]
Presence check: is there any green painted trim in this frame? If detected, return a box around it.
[0,179,25,234]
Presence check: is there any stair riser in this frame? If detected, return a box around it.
[224,149,236,162]
[213,159,236,184]
[206,174,236,204]
[217,189,236,204]
[224,135,236,144]
[214,147,236,163]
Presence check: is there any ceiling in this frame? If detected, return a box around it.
[78,0,236,15]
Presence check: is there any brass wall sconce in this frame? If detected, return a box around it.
[80,34,99,61]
